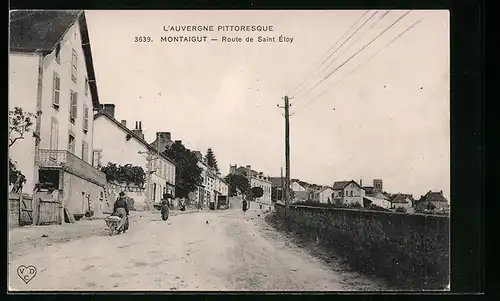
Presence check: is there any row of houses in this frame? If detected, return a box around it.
[9,11,229,227]
[270,177,449,213]
[229,165,273,205]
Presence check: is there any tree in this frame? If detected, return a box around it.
[224,174,250,197]
[163,141,203,199]
[9,107,36,190]
[205,148,219,173]
[250,186,264,199]
[101,162,146,188]
[9,107,36,147]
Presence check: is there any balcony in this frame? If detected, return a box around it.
[38,149,107,187]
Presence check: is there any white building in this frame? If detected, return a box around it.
[332,180,366,206]
[316,186,335,204]
[229,164,272,205]
[9,11,107,221]
[93,107,176,210]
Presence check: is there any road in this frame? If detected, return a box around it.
[9,200,386,291]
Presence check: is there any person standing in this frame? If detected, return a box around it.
[112,191,129,232]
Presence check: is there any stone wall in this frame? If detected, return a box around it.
[273,203,449,290]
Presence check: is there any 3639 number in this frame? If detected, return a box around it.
[135,36,153,43]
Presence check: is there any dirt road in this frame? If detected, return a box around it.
[9,205,386,291]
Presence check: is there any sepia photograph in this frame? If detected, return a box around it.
[8,9,450,292]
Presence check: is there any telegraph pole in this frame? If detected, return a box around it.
[278,96,292,223]
[280,166,284,203]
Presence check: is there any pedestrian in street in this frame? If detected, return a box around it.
[112,191,130,233]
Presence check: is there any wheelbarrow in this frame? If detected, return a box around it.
[105,215,126,236]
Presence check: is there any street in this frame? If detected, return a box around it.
[9,201,386,291]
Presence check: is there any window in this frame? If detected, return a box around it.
[50,118,59,150]
[68,134,75,153]
[71,49,78,83]
[93,150,102,167]
[70,90,78,121]
[84,77,89,96]
[81,141,89,162]
[83,105,89,133]
[350,191,353,197]
[52,72,60,108]
[55,43,61,64]
[153,183,157,201]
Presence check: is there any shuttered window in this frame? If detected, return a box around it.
[83,105,89,132]
[84,77,89,96]
[93,150,102,167]
[68,134,75,154]
[52,72,60,107]
[70,90,78,121]
[81,141,89,162]
[71,49,78,83]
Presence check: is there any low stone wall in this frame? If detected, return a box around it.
[273,203,449,290]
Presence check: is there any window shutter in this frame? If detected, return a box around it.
[53,73,60,105]
[71,92,78,119]
[83,105,89,131]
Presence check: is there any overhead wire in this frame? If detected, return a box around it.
[300,16,423,109]
[291,10,381,100]
[287,10,370,98]
[290,10,412,110]
[293,10,392,104]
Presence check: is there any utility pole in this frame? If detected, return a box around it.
[280,166,284,203]
[278,96,292,223]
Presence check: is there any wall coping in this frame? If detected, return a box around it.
[275,202,449,219]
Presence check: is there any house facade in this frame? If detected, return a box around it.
[389,193,414,210]
[229,165,272,205]
[332,180,366,206]
[93,107,176,210]
[9,11,108,221]
[290,180,308,202]
[414,191,449,213]
[315,186,334,204]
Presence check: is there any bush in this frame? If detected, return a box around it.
[395,207,407,213]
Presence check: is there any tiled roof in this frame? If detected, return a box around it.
[419,191,448,203]
[332,180,363,190]
[390,194,410,204]
[10,10,100,109]
[10,10,82,52]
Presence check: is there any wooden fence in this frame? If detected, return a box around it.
[9,193,34,228]
[33,190,62,225]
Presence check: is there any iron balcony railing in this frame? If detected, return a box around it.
[38,149,107,187]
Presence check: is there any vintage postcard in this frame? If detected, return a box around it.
[8,9,450,291]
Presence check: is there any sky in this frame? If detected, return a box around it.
[85,10,450,199]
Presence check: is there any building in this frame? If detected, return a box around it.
[214,172,229,208]
[290,179,308,202]
[150,131,174,154]
[315,186,335,204]
[389,193,415,210]
[9,10,108,221]
[332,180,366,206]
[229,165,272,205]
[93,107,176,210]
[414,191,449,213]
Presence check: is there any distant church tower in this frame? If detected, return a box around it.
[373,179,383,194]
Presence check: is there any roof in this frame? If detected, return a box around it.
[332,180,363,190]
[318,186,334,193]
[94,111,176,166]
[418,191,448,203]
[269,177,284,187]
[10,10,100,109]
[390,194,410,204]
[234,166,271,182]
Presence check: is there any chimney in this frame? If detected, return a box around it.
[121,120,127,127]
[246,165,251,170]
[101,104,116,118]
[194,151,203,161]
[360,179,363,186]
[131,120,144,139]
[175,140,182,144]
[157,132,171,141]
[440,190,443,194]
[229,165,237,174]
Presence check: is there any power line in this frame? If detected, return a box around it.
[301,17,423,109]
[294,10,392,104]
[293,10,412,109]
[288,10,370,97]
[292,10,380,99]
